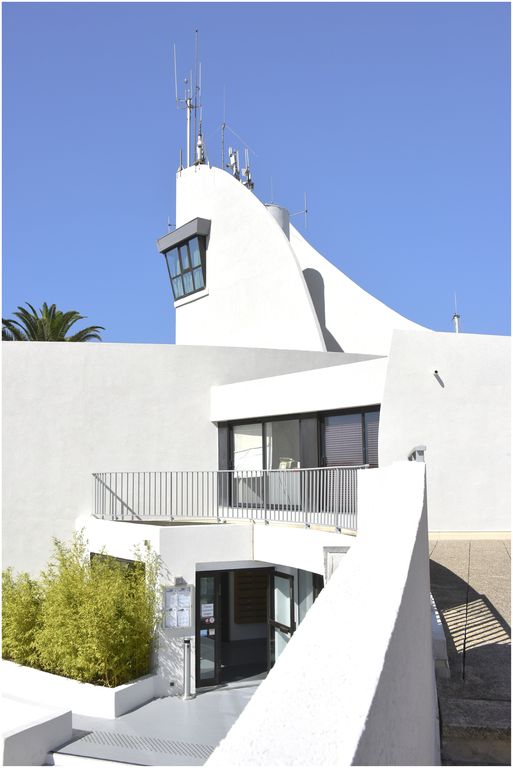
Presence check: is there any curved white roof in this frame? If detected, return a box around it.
[172,165,428,355]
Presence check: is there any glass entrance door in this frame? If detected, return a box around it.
[196,572,221,687]
[268,571,295,669]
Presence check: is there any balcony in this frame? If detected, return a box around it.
[92,467,365,533]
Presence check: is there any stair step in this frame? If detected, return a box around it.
[50,753,131,767]
[440,698,511,766]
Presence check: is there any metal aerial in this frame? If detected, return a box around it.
[174,30,206,168]
[452,292,461,333]
[242,148,254,190]
[291,192,309,230]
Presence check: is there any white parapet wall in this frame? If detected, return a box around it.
[210,358,387,423]
[1,661,157,719]
[2,697,72,767]
[380,330,511,531]
[207,461,440,767]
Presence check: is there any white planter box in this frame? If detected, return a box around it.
[1,660,157,719]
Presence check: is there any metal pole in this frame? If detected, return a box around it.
[182,638,195,699]
[186,98,191,167]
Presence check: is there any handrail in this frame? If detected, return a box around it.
[92,466,366,532]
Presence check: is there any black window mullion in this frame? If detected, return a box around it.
[362,412,367,465]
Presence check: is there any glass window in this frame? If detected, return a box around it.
[193,267,204,290]
[183,272,194,294]
[265,419,300,469]
[168,248,180,277]
[172,276,184,299]
[164,236,206,301]
[179,244,190,271]
[189,237,201,267]
[274,575,292,627]
[232,423,263,470]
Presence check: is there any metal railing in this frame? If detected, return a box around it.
[92,466,365,532]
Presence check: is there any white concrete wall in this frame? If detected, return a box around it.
[290,223,428,356]
[379,330,511,531]
[211,358,387,423]
[1,660,156,719]
[2,341,349,576]
[253,524,353,576]
[207,462,440,767]
[79,515,354,697]
[174,165,325,351]
[2,697,72,767]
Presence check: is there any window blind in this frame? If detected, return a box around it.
[323,413,364,466]
[365,411,380,467]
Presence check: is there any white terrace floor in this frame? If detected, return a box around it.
[53,674,265,766]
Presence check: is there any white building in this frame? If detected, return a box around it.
[2,144,510,766]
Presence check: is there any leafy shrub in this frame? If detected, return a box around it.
[3,532,160,687]
[2,568,42,666]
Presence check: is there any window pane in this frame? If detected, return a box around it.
[274,575,292,628]
[179,244,190,270]
[193,267,204,290]
[198,575,216,681]
[183,271,194,294]
[365,411,380,467]
[168,248,180,277]
[233,423,263,470]
[324,413,364,466]
[172,276,184,299]
[265,419,300,469]
[189,237,201,267]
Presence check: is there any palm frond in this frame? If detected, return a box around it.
[3,303,105,342]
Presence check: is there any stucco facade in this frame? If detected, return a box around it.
[2,142,509,767]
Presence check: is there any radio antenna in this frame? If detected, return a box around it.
[173,41,194,167]
[221,86,227,169]
[194,29,199,147]
[173,44,179,104]
[291,192,309,230]
[452,292,461,333]
[242,148,254,190]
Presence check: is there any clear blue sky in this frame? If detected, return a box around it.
[3,2,510,343]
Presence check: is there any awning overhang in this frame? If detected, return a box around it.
[156,218,211,254]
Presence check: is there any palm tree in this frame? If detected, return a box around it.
[2,303,105,342]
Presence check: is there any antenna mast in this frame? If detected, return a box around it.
[174,35,202,168]
[221,86,226,170]
[242,148,254,190]
[452,293,460,333]
[290,192,309,229]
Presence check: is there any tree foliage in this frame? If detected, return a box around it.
[2,533,160,687]
[2,302,104,341]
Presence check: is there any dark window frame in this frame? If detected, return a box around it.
[221,405,380,471]
[164,235,207,302]
[230,417,302,471]
[321,407,380,468]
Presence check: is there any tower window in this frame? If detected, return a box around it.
[164,235,206,301]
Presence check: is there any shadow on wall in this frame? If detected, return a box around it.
[429,560,511,689]
[303,268,344,352]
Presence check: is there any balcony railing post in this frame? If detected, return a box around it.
[91,466,362,533]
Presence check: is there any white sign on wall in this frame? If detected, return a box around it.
[163,585,192,629]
